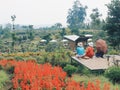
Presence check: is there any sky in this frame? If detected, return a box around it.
[0,0,111,27]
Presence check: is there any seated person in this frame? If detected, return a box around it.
[76,42,85,58]
[85,42,94,58]
[95,39,107,58]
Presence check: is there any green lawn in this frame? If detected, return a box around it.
[73,74,120,89]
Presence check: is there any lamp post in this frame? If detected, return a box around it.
[11,15,16,31]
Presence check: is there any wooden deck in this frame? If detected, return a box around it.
[71,55,120,70]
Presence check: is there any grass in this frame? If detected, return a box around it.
[0,70,9,89]
[73,74,120,89]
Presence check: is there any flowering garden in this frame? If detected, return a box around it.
[0,59,119,90]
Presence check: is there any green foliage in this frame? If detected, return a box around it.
[104,66,120,84]
[1,62,15,74]
[0,56,4,60]
[11,33,17,41]
[54,23,62,30]
[63,64,77,77]
[59,61,69,68]
[25,57,37,62]
[39,48,71,66]
[90,8,102,30]
[60,28,66,38]
[0,65,2,70]
[74,64,91,75]
[105,0,120,49]
[45,42,61,52]
[42,33,51,43]
[28,25,33,30]
[35,56,45,64]
[7,66,15,74]
[2,28,11,38]
[67,0,87,35]
[0,70,9,89]
[6,57,15,60]
[14,56,24,61]
[28,31,34,40]
[108,49,120,55]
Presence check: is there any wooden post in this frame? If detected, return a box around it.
[116,60,120,67]
[106,55,110,66]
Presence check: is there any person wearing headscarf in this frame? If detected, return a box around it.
[95,39,107,58]
[76,42,85,58]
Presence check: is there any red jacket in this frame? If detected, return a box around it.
[85,46,94,58]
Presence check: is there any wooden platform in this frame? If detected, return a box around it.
[71,55,120,70]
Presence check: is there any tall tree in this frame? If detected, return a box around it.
[11,33,18,52]
[28,31,34,40]
[60,28,66,39]
[43,33,51,43]
[105,0,120,50]
[28,25,33,30]
[90,8,102,30]
[11,15,16,30]
[67,0,87,35]
[55,23,62,30]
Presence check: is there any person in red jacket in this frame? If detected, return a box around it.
[85,42,94,58]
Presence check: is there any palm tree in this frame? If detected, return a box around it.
[11,15,16,30]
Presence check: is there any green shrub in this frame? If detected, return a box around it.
[0,70,9,89]
[7,66,15,74]
[0,65,2,70]
[108,49,119,55]
[45,43,59,52]
[6,57,14,60]
[0,56,4,60]
[77,65,91,75]
[35,56,45,64]
[63,64,77,77]
[59,61,69,68]
[104,66,120,84]
[2,63,15,74]
[14,56,24,61]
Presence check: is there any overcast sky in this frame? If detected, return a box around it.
[0,0,111,26]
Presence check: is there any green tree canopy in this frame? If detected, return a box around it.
[54,23,62,30]
[90,8,102,30]
[105,0,120,50]
[67,0,87,35]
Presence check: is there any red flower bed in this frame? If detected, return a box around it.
[0,60,118,90]
[12,61,66,90]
